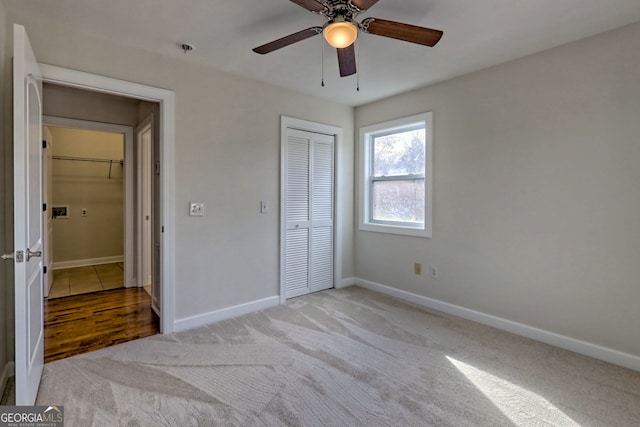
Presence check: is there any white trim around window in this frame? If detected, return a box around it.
[359,112,433,238]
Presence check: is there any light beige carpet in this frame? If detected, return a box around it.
[37,286,640,426]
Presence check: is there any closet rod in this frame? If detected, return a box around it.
[51,155,124,165]
[52,155,123,179]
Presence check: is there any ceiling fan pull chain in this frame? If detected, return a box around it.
[321,36,325,87]
[356,39,360,91]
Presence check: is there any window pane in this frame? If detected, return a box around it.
[372,128,425,177]
[372,179,424,224]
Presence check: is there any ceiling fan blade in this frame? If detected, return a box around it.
[337,44,357,77]
[289,0,326,12]
[363,18,443,47]
[253,27,323,54]
[351,0,379,11]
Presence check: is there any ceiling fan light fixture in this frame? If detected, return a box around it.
[324,21,358,48]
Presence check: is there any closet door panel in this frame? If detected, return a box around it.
[310,139,334,293]
[284,132,310,298]
[285,227,310,298]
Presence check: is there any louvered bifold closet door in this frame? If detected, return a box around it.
[285,132,310,298]
[284,128,334,299]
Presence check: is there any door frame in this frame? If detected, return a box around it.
[280,116,344,304]
[43,116,135,287]
[39,64,176,333]
[42,127,53,297]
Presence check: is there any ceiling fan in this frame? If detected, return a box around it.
[252,0,443,78]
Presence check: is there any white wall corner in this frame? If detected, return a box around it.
[354,278,640,373]
[173,296,280,333]
[336,277,356,289]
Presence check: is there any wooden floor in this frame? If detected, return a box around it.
[44,287,159,363]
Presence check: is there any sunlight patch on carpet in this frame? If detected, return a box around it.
[447,356,579,426]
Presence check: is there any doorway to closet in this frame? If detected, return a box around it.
[41,83,161,362]
[45,125,127,299]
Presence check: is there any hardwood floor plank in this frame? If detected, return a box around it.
[44,287,159,363]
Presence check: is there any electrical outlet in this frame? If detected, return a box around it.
[414,262,422,275]
[430,266,438,278]
[81,208,88,217]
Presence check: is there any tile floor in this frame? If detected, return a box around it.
[48,263,124,299]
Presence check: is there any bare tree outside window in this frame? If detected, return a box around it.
[370,127,425,225]
[360,112,433,238]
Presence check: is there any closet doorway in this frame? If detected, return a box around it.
[41,82,162,361]
[280,116,343,301]
[45,123,129,298]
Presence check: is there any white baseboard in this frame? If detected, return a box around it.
[52,256,124,270]
[174,296,280,333]
[336,277,356,289]
[1,362,15,398]
[353,278,640,372]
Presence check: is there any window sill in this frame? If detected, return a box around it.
[359,222,432,238]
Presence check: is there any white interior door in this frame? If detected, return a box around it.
[13,24,45,405]
[136,119,153,288]
[282,128,334,299]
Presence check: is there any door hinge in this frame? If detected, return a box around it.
[43,140,47,149]
[43,266,47,274]
[43,203,47,212]
[155,161,160,175]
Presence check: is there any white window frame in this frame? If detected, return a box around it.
[359,112,433,238]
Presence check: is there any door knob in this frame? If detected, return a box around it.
[27,248,42,261]
[1,253,13,260]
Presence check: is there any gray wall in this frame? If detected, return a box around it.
[5,13,355,321]
[354,22,640,358]
[43,84,140,127]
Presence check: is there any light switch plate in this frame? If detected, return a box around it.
[189,202,205,216]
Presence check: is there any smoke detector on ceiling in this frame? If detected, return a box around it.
[178,42,194,54]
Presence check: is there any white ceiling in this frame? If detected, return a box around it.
[5,0,640,106]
